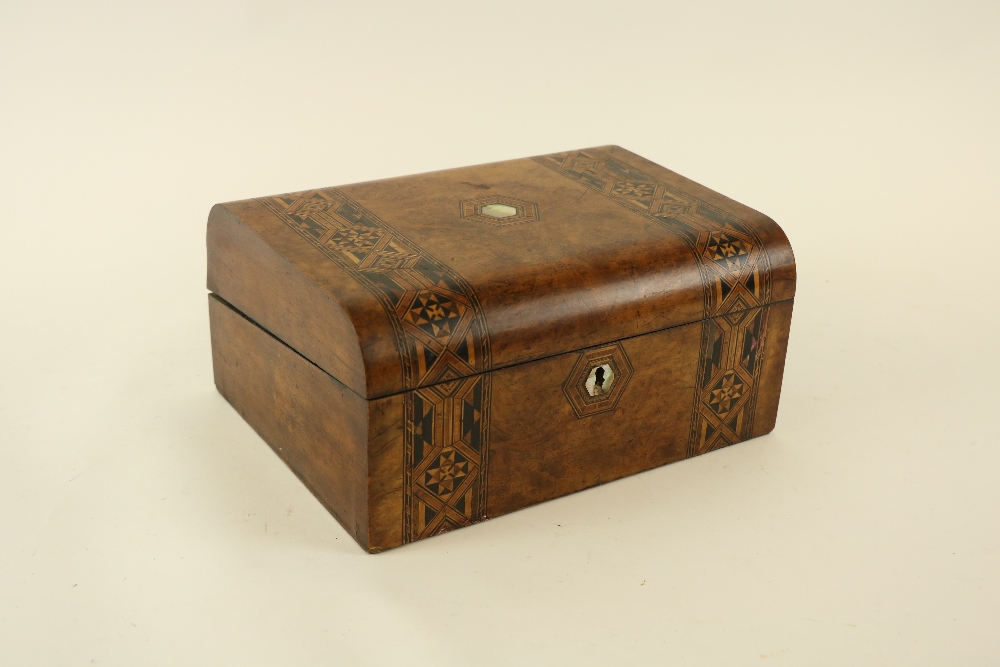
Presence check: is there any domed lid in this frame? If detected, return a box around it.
[207,146,795,399]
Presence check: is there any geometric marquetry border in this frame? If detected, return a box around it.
[258,188,492,393]
[687,304,770,455]
[403,374,491,543]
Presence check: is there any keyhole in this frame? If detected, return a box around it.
[586,363,615,397]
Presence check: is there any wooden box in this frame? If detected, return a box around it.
[207,146,795,552]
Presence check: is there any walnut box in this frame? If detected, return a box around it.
[207,146,796,552]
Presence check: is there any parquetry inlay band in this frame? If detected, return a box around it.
[258,189,492,390]
[404,374,491,541]
[257,189,493,543]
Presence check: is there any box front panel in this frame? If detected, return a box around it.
[209,294,791,553]
[387,300,792,549]
[486,318,701,518]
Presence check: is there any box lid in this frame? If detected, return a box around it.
[207,146,795,399]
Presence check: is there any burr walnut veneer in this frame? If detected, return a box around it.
[207,146,795,552]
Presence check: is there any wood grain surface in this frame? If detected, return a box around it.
[209,294,370,548]
[207,146,796,552]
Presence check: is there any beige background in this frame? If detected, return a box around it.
[2,1,998,665]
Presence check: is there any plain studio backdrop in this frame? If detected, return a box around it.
[1,1,998,665]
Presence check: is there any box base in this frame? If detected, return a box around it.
[209,293,793,552]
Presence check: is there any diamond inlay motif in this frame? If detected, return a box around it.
[328,226,384,252]
[612,181,656,198]
[421,447,470,499]
[707,370,746,417]
[404,291,466,341]
[704,230,751,275]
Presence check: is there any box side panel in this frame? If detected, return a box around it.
[751,299,794,437]
[486,316,702,518]
[367,395,405,552]
[208,294,370,550]
[207,203,370,396]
